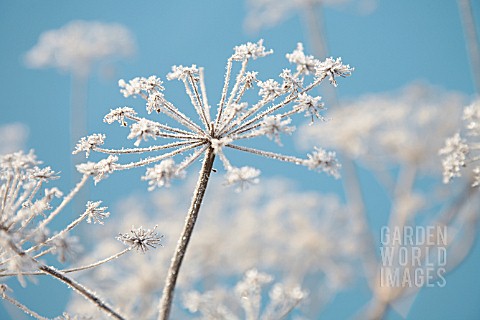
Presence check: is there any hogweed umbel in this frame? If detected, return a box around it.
[75,39,352,319]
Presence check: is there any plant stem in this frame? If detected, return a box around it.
[158,147,216,320]
[458,0,480,94]
[38,265,126,320]
[4,233,126,320]
[1,286,48,320]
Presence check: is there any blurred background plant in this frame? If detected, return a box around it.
[24,21,136,171]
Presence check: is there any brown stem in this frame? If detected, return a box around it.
[158,147,216,320]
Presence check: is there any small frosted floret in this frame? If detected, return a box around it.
[286,43,318,75]
[104,107,137,126]
[92,155,118,184]
[118,76,163,97]
[304,147,341,178]
[27,166,59,181]
[142,159,186,190]
[258,79,283,101]
[146,92,166,114]
[295,93,325,122]
[166,65,199,81]
[117,225,163,253]
[315,57,354,87]
[241,71,259,89]
[439,133,469,183]
[73,134,106,157]
[259,115,295,145]
[84,200,110,224]
[76,161,97,176]
[225,166,261,192]
[231,39,273,61]
[280,69,303,91]
[128,119,161,146]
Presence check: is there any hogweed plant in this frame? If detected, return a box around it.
[74,40,352,319]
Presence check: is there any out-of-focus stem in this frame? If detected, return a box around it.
[458,0,480,94]
[71,74,88,156]
[158,147,216,320]
[302,3,338,107]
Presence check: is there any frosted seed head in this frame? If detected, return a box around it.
[104,107,137,126]
[73,134,106,157]
[231,39,273,61]
[84,200,110,224]
[304,147,341,178]
[117,225,163,253]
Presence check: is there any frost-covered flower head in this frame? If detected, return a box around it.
[441,99,480,186]
[0,150,104,284]
[25,20,135,77]
[76,40,352,189]
[299,83,465,173]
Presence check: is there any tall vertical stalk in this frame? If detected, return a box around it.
[158,147,216,320]
[458,0,480,94]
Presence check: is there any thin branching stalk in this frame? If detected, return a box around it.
[5,236,127,320]
[39,174,89,229]
[38,265,127,320]
[0,247,131,277]
[158,147,216,320]
[1,287,48,320]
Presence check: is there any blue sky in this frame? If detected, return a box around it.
[1,1,479,319]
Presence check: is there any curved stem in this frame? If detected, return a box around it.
[157,147,216,320]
